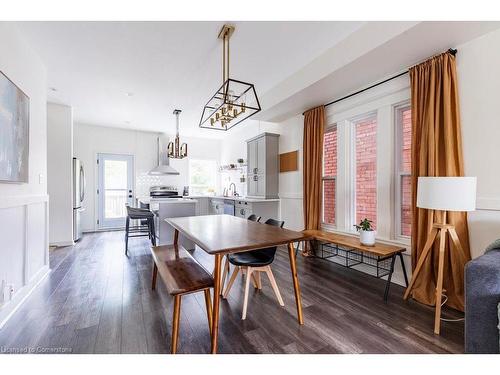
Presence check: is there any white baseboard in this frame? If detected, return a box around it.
[0,265,50,329]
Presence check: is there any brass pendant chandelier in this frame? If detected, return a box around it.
[167,109,187,159]
[199,24,261,131]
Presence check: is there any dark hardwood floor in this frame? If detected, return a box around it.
[0,231,464,354]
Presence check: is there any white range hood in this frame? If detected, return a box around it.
[149,134,179,175]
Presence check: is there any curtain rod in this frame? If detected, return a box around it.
[303,48,458,115]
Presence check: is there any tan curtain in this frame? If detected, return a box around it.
[303,106,325,246]
[409,52,471,311]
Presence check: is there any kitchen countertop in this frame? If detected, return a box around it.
[136,195,280,204]
[187,195,281,203]
[137,197,198,204]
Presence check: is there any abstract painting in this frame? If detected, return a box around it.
[0,71,29,183]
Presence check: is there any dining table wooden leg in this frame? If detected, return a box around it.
[287,242,304,325]
[211,253,222,354]
[173,229,179,245]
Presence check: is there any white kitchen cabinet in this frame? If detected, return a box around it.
[190,197,209,215]
[235,200,253,219]
[246,133,280,199]
[209,198,224,215]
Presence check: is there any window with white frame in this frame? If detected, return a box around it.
[322,75,410,242]
[354,114,377,229]
[189,159,217,195]
[322,125,337,226]
[395,103,412,238]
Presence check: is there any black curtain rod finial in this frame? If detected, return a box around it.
[448,48,458,56]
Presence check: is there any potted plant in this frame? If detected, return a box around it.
[354,218,376,246]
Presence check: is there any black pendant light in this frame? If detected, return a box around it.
[199,24,261,131]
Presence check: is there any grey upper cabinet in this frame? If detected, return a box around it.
[246,133,280,198]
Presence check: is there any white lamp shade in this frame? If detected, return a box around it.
[417,177,477,212]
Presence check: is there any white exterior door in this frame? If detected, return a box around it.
[97,153,134,229]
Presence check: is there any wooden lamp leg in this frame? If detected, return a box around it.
[403,227,439,300]
[434,228,448,335]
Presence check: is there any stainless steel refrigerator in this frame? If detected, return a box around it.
[73,158,86,242]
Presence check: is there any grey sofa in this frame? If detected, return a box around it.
[465,247,500,353]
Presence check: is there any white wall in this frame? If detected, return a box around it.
[457,28,500,258]
[0,23,49,327]
[73,123,221,232]
[47,103,74,246]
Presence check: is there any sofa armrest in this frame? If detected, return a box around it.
[465,249,500,353]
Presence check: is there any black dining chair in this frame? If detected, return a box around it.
[220,214,262,294]
[222,218,285,319]
[125,205,156,256]
[247,214,261,222]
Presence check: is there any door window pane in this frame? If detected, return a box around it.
[105,191,127,218]
[104,159,128,219]
[355,116,377,229]
[105,160,128,189]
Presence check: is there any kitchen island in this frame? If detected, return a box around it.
[138,197,197,250]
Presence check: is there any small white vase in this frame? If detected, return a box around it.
[359,229,376,246]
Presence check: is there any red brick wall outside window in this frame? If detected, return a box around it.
[323,127,337,225]
[399,107,412,237]
[355,117,377,229]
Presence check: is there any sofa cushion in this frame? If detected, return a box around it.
[485,238,500,253]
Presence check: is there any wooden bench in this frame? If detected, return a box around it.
[302,230,409,301]
[151,244,214,353]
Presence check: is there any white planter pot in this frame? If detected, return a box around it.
[359,230,376,246]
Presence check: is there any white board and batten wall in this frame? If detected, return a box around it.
[0,23,49,328]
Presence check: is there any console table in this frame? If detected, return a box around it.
[302,230,409,301]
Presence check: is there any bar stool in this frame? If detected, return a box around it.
[125,205,156,256]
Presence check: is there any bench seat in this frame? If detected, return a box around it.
[151,244,214,295]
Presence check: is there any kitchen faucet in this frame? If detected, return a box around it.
[229,182,238,196]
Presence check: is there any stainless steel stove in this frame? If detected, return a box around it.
[149,185,182,198]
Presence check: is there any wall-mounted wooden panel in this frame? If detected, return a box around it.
[280,150,298,173]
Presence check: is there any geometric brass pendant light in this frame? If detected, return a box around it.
[199,24,261,131]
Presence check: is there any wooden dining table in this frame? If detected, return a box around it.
[165,214,311,354]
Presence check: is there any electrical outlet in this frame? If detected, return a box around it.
[38,173,44,184]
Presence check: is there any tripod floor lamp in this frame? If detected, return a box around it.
[403,176,476,335]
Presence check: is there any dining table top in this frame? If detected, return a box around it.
[165,214,310,255]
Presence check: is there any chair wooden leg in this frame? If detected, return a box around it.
[255,272,262,290]
[242,267,253,320]
[204,289,213,335]
[265,266,284,306]
[251,272,259,289]
[171,295,182,354]
[223,265,240,299]
[220,257,229,295]
[151,263,158,291]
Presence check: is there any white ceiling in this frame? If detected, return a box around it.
[15,21,363,138]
